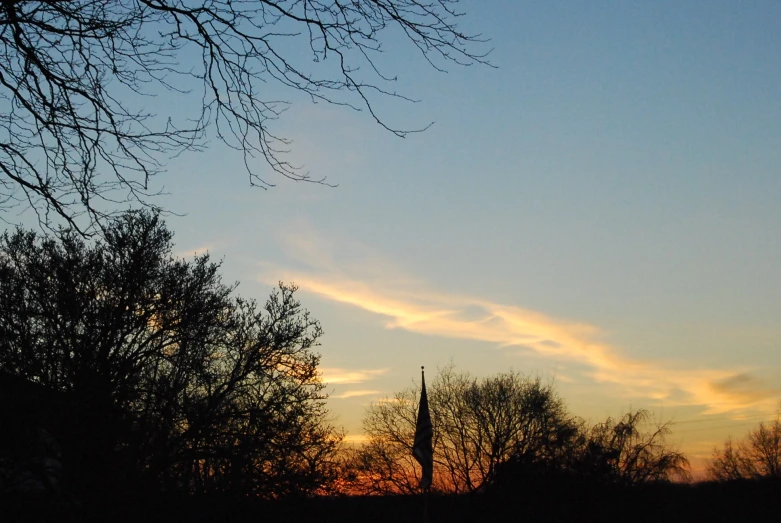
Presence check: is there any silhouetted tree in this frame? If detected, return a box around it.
[0,211,341,498]
[576,409,690,485]
[353,366,579,494]
[341,432,423,495]
[709,409,781,481]
[0,0,489,233]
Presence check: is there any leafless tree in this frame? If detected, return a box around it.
[580,409,690,484]
[344,387,422,495]
[355,366,579,494]
[708,437,750,481]
[0,0,489,234]
[0,210,342,498]
[434,367,579,492]
[709,409,781,481]
[351,369,691,494]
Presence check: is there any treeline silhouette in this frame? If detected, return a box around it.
[0,211,340,505]
[1,211,780,521]
[343,366,689,495]
[709,410,781,480]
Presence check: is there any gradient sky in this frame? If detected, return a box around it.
[13,1,781,476]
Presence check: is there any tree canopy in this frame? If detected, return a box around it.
[346,366,690,494]
[0,211,340,499]
[351,367,581,494]
[709,409,781,481]
[0,0,489,233]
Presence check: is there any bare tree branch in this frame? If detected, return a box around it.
[0,0,490,234]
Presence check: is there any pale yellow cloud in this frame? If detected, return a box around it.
[261,230,779,416]
[332,389,382,399]
[320,367,388,385]
[274,271,779,415]
[554,374,576,384]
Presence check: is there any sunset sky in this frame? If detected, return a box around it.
[15,1,781,476]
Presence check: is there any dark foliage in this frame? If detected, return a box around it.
[0,210,340,500]
[4,477,781,523]
[573,409,690,485]
[485,410,690,488]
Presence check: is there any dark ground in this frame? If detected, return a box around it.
[3,478,780,522]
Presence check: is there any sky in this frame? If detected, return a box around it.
[11,1,781,476]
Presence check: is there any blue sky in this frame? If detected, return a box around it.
[13,1,781,474]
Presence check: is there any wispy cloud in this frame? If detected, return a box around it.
[332,390,382,399]
[708,373,781,406]
[263,230,779,415]
[320,367,388,385]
